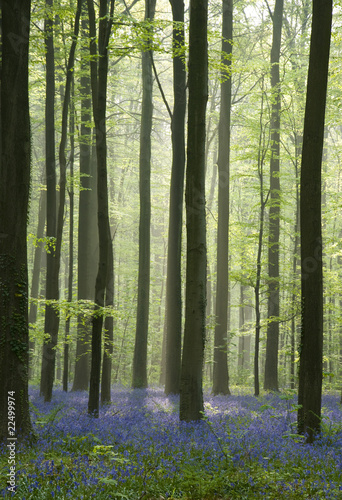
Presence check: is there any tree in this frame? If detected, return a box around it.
[63,79,76,393]
[40,0,58,401]
[298,0,332,443]
[28,187,46,379]
[264,0,284,392]
[164,0,187,396]
[72,8,98,393]
[254,78,269,397]
[132,0,157,389]
[0,0,33,441]
[40,0,82,402]
[88,0,115,416]
[212,0,233,396]
[179,0,208,421]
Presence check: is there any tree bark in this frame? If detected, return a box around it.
[101,239,114,403]
[212,0,232,396]
[179,0,208,421]
[0,0,33,441]
[63,80,75,393]
[164,0,186,396]
[40,0,58,401]
[264,0,283,392]
[298,0,332,443]
[254,81,268,398]
[87,0,115,416]
[132,0,156,389]
[41,0,82,402]
[28,188,46,379]
[72,9,98,392]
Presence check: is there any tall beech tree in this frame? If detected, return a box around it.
[179,0,208,421]
[87,0,115,416]
[40,0,82,402]
[0,0,33,441]
[132,0,156,389]
[40,0,58,400]
[298,0,332,443]
[212,0,233,396]
[72,10,98,392]
[164,0,186,395]
[264,0,284,392]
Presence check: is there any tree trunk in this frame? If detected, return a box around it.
[290,156,300,390]
[264,0,283,392]
[238,285,251,380]
[212,0,232,396]
[132,0,156,389]
[63,80,75,393]
[72,10,98,392]
[29,188,46,379]
[298,0,332,443]
[101,239,114,403]
[41,0,82,402]
[164,0,186,395]
[254,82,268,398]
[179,0,208,421]
[0,0,34,442]
[40,0,59,401]
[87,0,115,416]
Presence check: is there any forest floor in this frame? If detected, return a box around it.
[0,386,341,499]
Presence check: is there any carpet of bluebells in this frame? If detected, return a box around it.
[1,387,342,499]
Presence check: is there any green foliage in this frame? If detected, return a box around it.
[30,401,65,428]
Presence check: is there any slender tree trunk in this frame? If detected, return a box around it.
[29,188,46,378]
[298,0,332,443]
[101,238,114,403]
[264,0,283,392]
[179,0,208,421]
[238,285,251,379]
[254,83,268,398]
[290,156,300,390]
[41,0,82,402]
[40,0,59,401]
[132,0,156,389]
[87,0,115,416]
[164,0,186,396]
[63,81,75,393]
[0,0,33,442]
[212,0,232,396]
[72,10,98,392]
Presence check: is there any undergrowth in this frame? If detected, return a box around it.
[0,387,341,499]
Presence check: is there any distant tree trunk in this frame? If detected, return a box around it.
[41,0,82,402]
[238,285,251,379]
[101,239,114,403]
[164,0,186,395]
[29,188,46,378]
[132,0,156,389]
[40,0,59,401]
[298,0,332,443]
[283,3,309,391]
[254,82,268,398]
[87,0,115,416]
[264,0,283,392]
[179,0,208,421]
[0,0,33,442]
[72,11,98,392]
[290,156,300,390]
[63,81,75,393]
[212,0,232,396]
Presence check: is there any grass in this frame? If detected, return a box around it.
[0,386,341,499]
